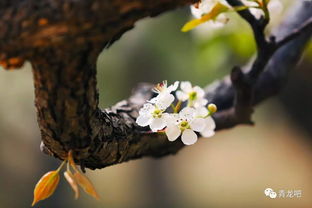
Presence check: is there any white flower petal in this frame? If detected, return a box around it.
[241,0,258,7]
[195,107,208,117]
[162,80,168,88]
[201,117,216,137]
[148,97,158,104]
[193,86,205,98]
[176,90,188,101]
[156,93,174,110]
[190,0,229,19]
[179,107,195,121]
[167,81,179,93]
[139,103,154,114]
[180,81,192,93]
[164,113,179,126]
[181,129,198,145]
[150,118,166,132]
[136,115,152,127]
[205,116,216,130]
[194,98,208,108]
[191,5,203,19]
[201,129,215,138]
[165,125,181,141]
[190,118,206,132]
[249,7,263,19]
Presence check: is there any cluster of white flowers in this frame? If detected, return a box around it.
[136,81,216,145]
[189,0,283,29]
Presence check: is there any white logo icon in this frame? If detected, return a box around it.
[264,188,277,199]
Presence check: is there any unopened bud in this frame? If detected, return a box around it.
[208,104,217,114]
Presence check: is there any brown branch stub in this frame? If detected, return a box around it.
[231,66,254,124]
[212,67,254,130]
[0,57,25,70]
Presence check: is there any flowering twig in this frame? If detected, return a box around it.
[210,0,312,129]
[136,81,217,145]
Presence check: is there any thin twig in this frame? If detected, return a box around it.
[217,0,312,130]
[226,0,268,49]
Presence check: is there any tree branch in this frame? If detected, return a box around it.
[0,0,311,170]
[209,0,312,129]
[0,0,197,63]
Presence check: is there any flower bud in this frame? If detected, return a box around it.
[208,104,217,114]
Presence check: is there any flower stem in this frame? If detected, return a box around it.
[170,104,176,112]
[174,101,182,113]
[56,160,67,173]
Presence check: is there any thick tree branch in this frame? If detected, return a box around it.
[0,0,311,169]
[0,0,197,64]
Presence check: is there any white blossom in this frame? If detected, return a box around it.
[191,0,214,19]
[149,80,179,110]
[149,92,174,111]
[191,0,229,18]
[152,80,179,95]
[165,107,206,145]
[136,103,169,132]
[201,116,216,137]
[176,81,208,108]
[190,0,229,28]
[194,106,216,137]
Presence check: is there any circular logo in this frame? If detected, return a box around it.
[264,188,273,196]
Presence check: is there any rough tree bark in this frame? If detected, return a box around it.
[0,0,311,170]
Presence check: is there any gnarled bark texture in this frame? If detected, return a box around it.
[0,0,311,169]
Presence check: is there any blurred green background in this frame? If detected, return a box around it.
[0,1,311,208]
